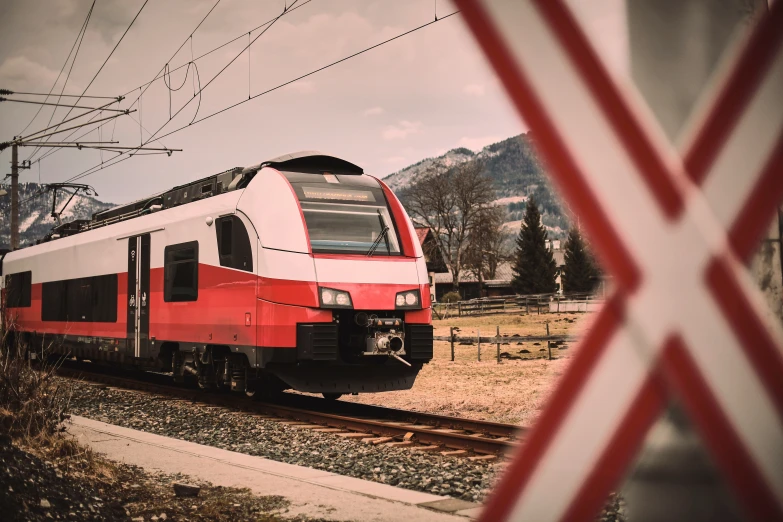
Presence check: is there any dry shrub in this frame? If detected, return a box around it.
[441,291,462,303]
[0,326,72,442]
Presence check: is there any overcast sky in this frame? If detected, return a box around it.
[0,0,626,204]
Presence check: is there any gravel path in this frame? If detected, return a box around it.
[67,381,497,503]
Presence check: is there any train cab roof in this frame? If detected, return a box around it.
[256,151,364,175]
[22,152,367,245]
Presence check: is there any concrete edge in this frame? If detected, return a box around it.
[69,416,484,517]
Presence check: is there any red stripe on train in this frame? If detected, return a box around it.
[7,264,431,348]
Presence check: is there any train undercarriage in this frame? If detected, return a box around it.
[14,310,433,400]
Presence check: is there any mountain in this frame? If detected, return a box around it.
[0,183,115,249]
[383,133,569,238]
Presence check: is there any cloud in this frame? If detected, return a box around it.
[458,135,502,151]
[0,56,60,90]
[363,106,384,117]
[382,120,422,140]
[462,83,485,97]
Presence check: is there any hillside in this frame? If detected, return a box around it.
[0,183,114,249]
[383,133,568,238]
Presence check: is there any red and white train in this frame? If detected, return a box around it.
[1,152,433,398]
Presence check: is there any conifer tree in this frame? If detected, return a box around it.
[511,198,558,294]
[562,227,599,294]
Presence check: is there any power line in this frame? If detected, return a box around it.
[1,98,126,112]
[64,10,461,184]
[16,1,95,137]
[34,0,315,166]
[28,0,150,164]
[40,0,297,174]
[18,100,125,141]
[5,91,119,100]
[24,1,95,162]
[32,0,228,166]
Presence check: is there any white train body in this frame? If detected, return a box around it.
[1,153,433,395]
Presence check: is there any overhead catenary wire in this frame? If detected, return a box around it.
[34,0,314,166]
[6,91,120,100]
[31,0,230,166]
[2,98,127,112]
[17,99,125,142]
[24,1,95,161]
[27,0,150,164]
[16,1,96,137]
[134,0,301,142]
[63,10,461,184]
[61,0,301,183]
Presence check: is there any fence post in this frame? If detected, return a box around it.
[477,328,481,362]
[496,325,501,364]
[546,321,552,360]
[525,297,529,314]
[450,326,455,362]
[557,296,560,314]
[458,302,462,317]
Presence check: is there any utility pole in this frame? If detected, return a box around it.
[10,143,18,250]
[8,140,31,250]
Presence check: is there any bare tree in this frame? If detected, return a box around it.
[463,206,508,296]
[403,160,496,294]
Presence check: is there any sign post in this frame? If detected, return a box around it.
[452,1,783,520]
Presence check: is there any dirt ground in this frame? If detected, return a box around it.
[339,311,595,426]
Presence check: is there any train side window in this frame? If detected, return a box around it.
[67,279,93,322]
[164,241,199,302]
[215,216,253,272]
[6,271,31,308]
[42,281,67,321]
[91,274,118,322]
[42,274,117,322]
[219,218,233,258]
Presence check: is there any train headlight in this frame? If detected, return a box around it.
[395,289,421,309]
[319,287,352,309]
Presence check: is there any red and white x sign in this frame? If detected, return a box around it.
[452,0,783,520]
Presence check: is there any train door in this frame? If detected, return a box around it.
[127,234,151,359]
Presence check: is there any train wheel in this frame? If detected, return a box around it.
[322,393,343,401]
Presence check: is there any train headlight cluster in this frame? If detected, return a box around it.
[319,287,353,308]
[395,290,421,309]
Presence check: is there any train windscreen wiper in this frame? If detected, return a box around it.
[366,210,390,257]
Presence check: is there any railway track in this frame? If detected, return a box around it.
[56,363,523,458]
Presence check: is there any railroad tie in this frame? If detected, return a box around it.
[410,445,441,452]
[468,454,497,461]
[441,450,468,457]
[336,432,370,438]
[385,441,414,447]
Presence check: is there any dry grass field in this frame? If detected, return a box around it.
[339,311,595,426]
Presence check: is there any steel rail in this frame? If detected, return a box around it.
[272,393,522,438]
[56,365,521,456]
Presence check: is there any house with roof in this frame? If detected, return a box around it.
[413,227,449,301]
[433,249,567,300]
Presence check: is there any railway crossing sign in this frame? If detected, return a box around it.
[452,0,783,520]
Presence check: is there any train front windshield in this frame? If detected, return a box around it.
[295,185,401,255]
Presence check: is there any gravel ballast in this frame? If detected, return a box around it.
[67,381,497,502]
[67,379,626,520]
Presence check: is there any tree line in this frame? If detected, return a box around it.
[401,159,600,296]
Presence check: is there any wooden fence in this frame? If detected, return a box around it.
[436,325,577,363]
[432,292,603,319]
